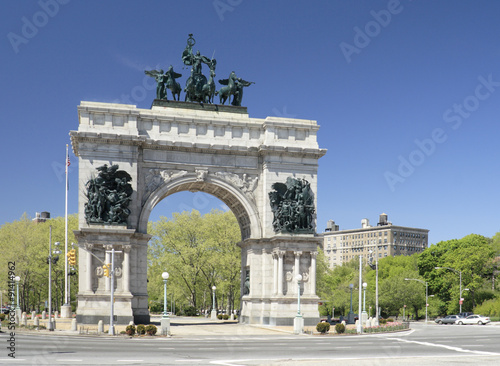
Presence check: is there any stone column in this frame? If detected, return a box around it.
[272,251,278,295]
[277,251,285,296]
[122,245,131,293]
[310,251,317,295]
[294,251,302,295]
[85,244,93,292]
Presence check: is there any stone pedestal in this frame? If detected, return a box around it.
[293,316,304,334]
[361,311,368,326]
[211,310,217,320]
[160,317,171,335]
[61,305,72,318]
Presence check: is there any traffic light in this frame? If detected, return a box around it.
[103,264,110,277]
[67,249,76,266]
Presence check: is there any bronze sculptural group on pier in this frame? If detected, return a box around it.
[145,34,253,107]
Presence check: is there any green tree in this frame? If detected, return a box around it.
[0,214,78,312]
[148,210,240,313]
[419,234,495,314]
[316,256,358,317]
[376,254,424,319]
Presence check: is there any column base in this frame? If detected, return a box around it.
[60,304,72,318]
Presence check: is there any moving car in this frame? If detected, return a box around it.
[435,315,460,324]
[455,314,490,325]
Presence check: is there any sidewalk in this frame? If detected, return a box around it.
[5,316,302,337]
[7,316,500,337]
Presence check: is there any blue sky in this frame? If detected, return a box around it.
[1,0,499,244]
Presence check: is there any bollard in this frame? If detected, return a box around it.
[98,320,104,334]
[54,311,59,319]
[31,311,36,321]
[71,318,77,331]
[34,317,39,330]
[41,310,46,320]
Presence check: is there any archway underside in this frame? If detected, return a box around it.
[158,181,252,240]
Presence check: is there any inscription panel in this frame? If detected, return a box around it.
[143,149,258,169]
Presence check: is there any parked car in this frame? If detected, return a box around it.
[435,315,460,324]
[455,314,490,325]
[1,306,11,314]
[458,312,473,318]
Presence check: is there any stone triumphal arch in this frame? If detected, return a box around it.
[70,100,326,326]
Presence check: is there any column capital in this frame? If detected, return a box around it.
[294,250,303,257]
[85,243,94,251]
[122,245,132,252]
[311,251,318,258]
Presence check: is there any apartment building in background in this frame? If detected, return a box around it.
[320,213,429,268]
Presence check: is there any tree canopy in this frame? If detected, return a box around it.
[147,209,241,313]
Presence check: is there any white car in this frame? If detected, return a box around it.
[455,314,490,325]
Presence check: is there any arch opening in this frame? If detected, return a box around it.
[138,174,262,241]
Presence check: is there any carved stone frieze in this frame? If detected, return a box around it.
[144,169,188,201]
[215,171,258,201]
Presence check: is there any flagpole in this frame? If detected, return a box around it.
[64,144,69,307]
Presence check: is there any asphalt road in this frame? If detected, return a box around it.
[1,321,499,365]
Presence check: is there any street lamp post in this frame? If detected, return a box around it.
[296,274,302,316]
[404,278,428,324]
[357,255,362,334]
[161,272,170,336]
[348,283,354,324]
[435,267,463,314]
[14,276,21,324]
[211,286,217,320]
[14,276,20,311]
[369,244,379,326]
[362,282,367,326]
[293,274,303,334]
[162,272,169,318]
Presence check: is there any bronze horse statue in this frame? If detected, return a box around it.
[164,66,182,101]
[216,71,253,106]
[144,66,182,101]
[202,69,216,103]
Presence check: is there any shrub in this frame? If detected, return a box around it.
[386,318,394,323]
[217,314,223,320]
[183,306,197,316]
[0,313,5,321]
[379,318,387,325]
[223,314,229,320]
[136,324,146,335]
[474,297,500,317]
[335,323,345,334]
[316,322,330,334]
[125,324,136,336]
[146,324,157,336]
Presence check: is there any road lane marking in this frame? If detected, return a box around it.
[386,337,500,356]
[56,360,82,362]
[117,360,144,362]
